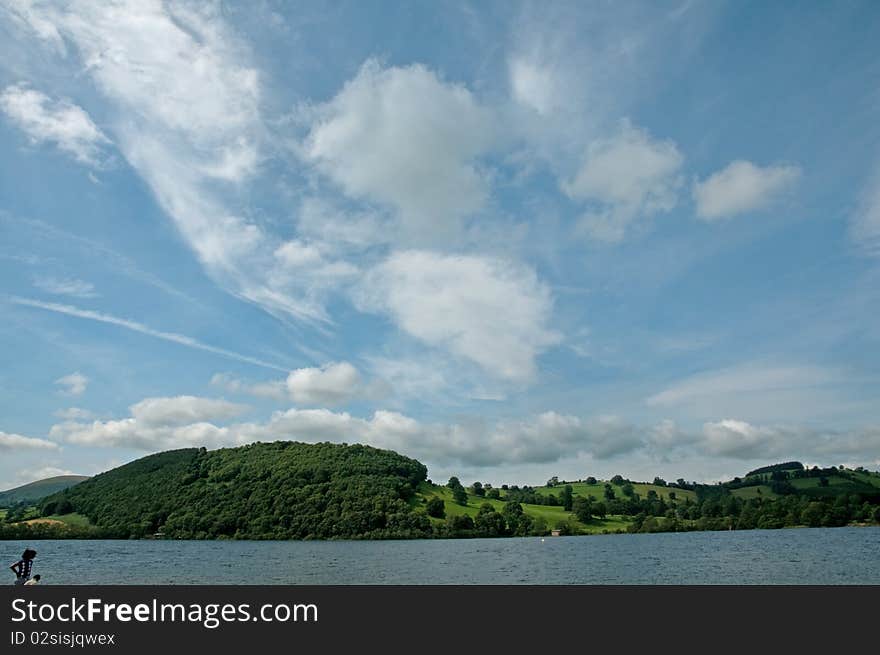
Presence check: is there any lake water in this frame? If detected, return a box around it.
[4,527,879,584]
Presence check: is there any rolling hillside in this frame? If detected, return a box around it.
[0,475,88,507]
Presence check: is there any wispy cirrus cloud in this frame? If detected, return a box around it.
[54,371,88,396]
[0,83,111,166]
[9,296,287,372]
[33,276,97,298]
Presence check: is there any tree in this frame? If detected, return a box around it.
[611,475,625,485]
[585,476,597,485]
[561,485,573,512]
[471,481,485,496]
[447,476,462,489]
[668,491,677,501]
[453,486,469,506]
[573,496,593,523]
[486,488,501,500]
[604,484,615,501]
[546,476,559,488]
[653,477,667,487]
[819,476,829,487]
[426,497,445,519]
[621,483,635,498]
[475,503,507,537]
[592,501,607,519]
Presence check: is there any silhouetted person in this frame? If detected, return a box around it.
[9,548,37,585]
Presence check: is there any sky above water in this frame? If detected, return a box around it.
[1,0,879,489]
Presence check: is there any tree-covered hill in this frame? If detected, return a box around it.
[3,450,878,541]
[36,442,431,540]
[0,475,88,507]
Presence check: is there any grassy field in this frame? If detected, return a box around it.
[533,480,697,503]
[42,513,92,528]
[791,476,853,489]
[418,484,632,534]
[851,470,880,487]
[731,485,778,499]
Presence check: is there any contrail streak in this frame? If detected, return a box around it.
[9,296,288,373]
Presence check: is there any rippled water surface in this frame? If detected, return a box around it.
[6,527,878,584]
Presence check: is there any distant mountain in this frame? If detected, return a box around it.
[0,475,89,507]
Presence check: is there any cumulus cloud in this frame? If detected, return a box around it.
[0,83,110,166]
[52,418,231,451]
[693,160,800,221]
[129,396,248,426]
[0,430,59,451]
[55,371,88,396]
[285,362,362,406]
[211,362,366,406]
[54,407,94,421]
[699,419,880,461]
[210,373,287,401]
[354,250,560,382]
[49,402,650,467]
[563,120,683,242]
[33,276,97,298]
[303,60,494,242]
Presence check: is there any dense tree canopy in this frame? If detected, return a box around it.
[37,442,430,540]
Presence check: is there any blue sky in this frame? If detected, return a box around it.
[1,0,879,490]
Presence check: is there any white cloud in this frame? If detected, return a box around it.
[701,419,778,459]
[210,373,287,401]
[211,361,366,406]
[647,363,839,407]
[509,57,562,117]
[563,120,684,242]
[286,362,362,406]
[11,297,287,372]
[850,167,880,255]
[8,1,338,323]
[18,466,79,482]
[129,396,248,426]
[0,430,59,451]
[295,196,391,251]
[52,418,231,451]
[699,419,880,461]
[693,160,800,221]
[54,407,94,421]
[354,250,560,382]
[303,59,494,242]
[55,371,88,396]
[33,276,97,298]
[0,83,110,166]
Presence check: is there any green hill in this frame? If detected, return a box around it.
[0,475,88,507]
[3,449,878,541]
[35,442,432,539]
